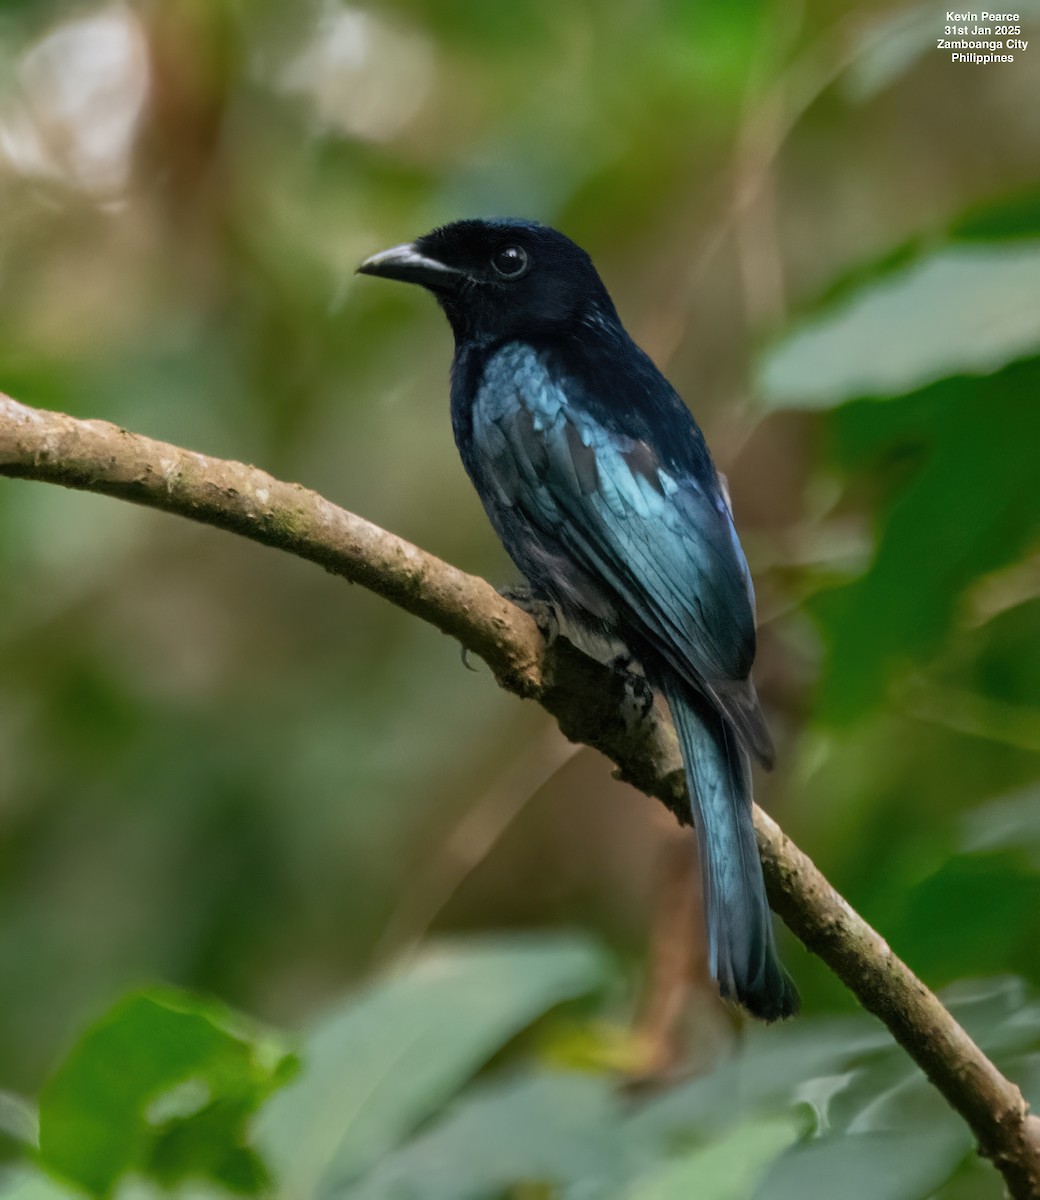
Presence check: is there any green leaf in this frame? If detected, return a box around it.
[38,987,294,1198]
[882,854,1040,986]
[962,786,1040,861]
[0,1091,38,1147]
[813,360,1040,721]
[340,1069,628,1200]
[758,243,1040,409]
[624,1115,803,1200]
[627,1017,891,1144]
[952,190,1040,242]
[754,1128,966,1200]
[256,934,608,1199]
[113,1182,232,1200]
[941,977,1040,1059]
[0,1172,80,1200]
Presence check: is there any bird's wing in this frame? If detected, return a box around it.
[473,360,771,761]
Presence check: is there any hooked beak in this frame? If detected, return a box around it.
[356,242,463,291]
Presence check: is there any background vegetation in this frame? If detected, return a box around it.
[0,0,1038,1195]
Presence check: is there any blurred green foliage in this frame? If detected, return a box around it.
[0,0,1038,1196]
[7,942,1040,1198]
[38,988,293,1196]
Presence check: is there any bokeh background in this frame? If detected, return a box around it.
[1,0,1039,1196]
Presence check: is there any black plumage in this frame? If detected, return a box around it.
[358,218,798,1021]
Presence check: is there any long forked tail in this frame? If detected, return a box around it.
[658,671,799,1021]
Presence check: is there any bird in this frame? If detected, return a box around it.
[357,218,798,1021]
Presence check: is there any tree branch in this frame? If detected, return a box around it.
[2,393,1038,1196]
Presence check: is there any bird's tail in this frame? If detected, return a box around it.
[658,671,799,1022]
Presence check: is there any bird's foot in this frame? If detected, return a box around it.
[610,652,655,723]
[499,584,560,644]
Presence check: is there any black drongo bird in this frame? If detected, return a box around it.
[358,218,798,1021]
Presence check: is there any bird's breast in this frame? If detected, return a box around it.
[474,341,565,425]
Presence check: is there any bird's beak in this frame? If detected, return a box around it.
[356,242,463,291]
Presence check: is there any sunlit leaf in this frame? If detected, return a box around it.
[758,244,1040,409]
[962,786,1040,859]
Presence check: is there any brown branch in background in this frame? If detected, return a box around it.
[638,12,880,377]
[374,728,582,962]
[2,394,1040,1198]
[630,835,726,1083]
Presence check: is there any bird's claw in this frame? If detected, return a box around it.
[611,653,655,723]
[499,585,560,644]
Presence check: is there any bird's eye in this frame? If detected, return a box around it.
[491,245,529,279]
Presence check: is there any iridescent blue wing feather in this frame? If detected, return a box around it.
[467,342,772,765]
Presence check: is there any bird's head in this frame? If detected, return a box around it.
[357,218,619,343]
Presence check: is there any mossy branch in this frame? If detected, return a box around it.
[2,393,1039,1197]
